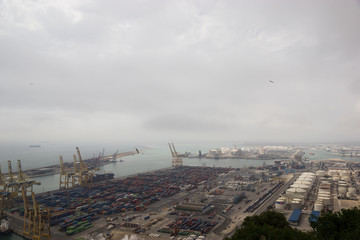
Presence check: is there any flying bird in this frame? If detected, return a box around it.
[269,80,274,83]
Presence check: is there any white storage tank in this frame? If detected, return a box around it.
[346,192,354,199]
[348,187,356,195]
[319,183,331,190]
[282,194,305,204]
[297,184,310,190]
[320,180,331,184]
[339,183,348,189]
[295,188,307,198]
[295,181,312,186]
[341,176,351,182]
[286,188,297,194]
[304,177,315,183]
[314,201,323,211]
[286,188,307,198]
[339,170,350,176]
[302,172,315,176]
[332,176,341,182]
[338,187,347,197]
[297,177,306,181]
[318,191,331,197]
[318,196,330,205]
[275,198,286,210]
[293,198,304,205]
[291,200,302,210]
[290,184,300,189]
[318,193,330,199]
[316,170,326,177]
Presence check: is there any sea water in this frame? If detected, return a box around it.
[0,142,358,193]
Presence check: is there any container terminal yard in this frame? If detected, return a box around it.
[1,145,360,240]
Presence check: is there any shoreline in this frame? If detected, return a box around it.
[4,151,138,179]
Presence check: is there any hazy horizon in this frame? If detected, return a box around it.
[1,0,360,144]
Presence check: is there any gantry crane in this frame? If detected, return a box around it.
[3,160,40,214]
[17,160,40,193]
[0,164,10,216]
[21,187,51,240]
[22,186,32,236]
[7,160,19,197]
[0,165,6,191]
[76,147,89,185]
[59,147,99,189]
[76,147,95,185]
[59,155,73,189]
[168,143,183,167]
[72,154,81,187]
[31,191,51,240]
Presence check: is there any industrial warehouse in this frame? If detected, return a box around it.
[1,146,360,240]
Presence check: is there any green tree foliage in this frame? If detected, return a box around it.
[310,207,360,240]
[226,210,315,240]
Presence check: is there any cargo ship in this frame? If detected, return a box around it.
[91,173,115,182]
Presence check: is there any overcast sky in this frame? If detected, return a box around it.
[1,0,360,145]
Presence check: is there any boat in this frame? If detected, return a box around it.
[91,173,115,183]
[29,145,41,148]
[0,216,12,235]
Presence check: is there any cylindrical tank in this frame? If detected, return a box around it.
[295,188,307,198]
[286,188,297,195]
[346,192,353,199]
[297,184,310,190]
[314,201,323,211]
[348,187,356,195]
[332,176,341,181]
[291,200,302,210]
[318,197,330,205]
[302,172,315,176]
[319,183,331,190]
[316,170,326,177]
[286,188,307,198]
[318,192,331,197]
[339,183,348,189]
[275,198,286,210]
[293,198,304,205]
[290,184,300,189]
[318,193,330,199]
[304,177,315,183]
[295,181,312,186]
[283,194,304,204]
[338,187,347,197]
[341,176,351,182]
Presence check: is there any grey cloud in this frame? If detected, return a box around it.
[1,0,360,144]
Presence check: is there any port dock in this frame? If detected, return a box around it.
[4,146,360,240]
[6,164,297,240]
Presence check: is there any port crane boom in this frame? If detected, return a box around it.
[168,143,183,167]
